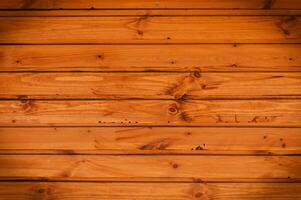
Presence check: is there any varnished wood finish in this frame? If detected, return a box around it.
[1,16,301,44]
[1,10,301,17]
[0,0,300,9]
[1,45,300,72]
[0,127,300,153]
[1,72,300,99]
[0,155,300,181]
[0,100,300,126]
[0,182,301,200]
[1,0,301,198]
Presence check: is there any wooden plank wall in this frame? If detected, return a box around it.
[0,0,301,199]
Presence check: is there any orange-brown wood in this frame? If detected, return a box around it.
[1,10,301,17]
[0,182,300,200]
[1,44,301,72]
[0,16,300,44]
[0,100,300,126]
[0,0,300,9]
[0,155,300,181]
[0,127,300,153]
[1,3,301,197]
[0,72,300,99]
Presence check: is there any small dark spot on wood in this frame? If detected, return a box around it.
[195,145,204,150]
[97,55,103,59]
[137,30,143,35]
[12,119,16,123]
[233,44,237,47]
[195,192,203,198]
[263,136,267,139]
[289,57,293,61]
[38,188,45,193]
[15,60,21,64]
[167,37,171,40]
[193,71,201,78]
[280,138,283,141]
[90,6,95,9]
[167,121,170,123]
[173,163,179,169]
[288,176,291,179]
[282,143,286,148]
[98,121,102,123]
[201,85,206,89]
[231,64,238,68]
[186,132,191,136]
[171,60,175,64]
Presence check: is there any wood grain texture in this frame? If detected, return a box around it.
[1,44,300,72]
[0,155,300,181]
[1,72,301,99]
[0,127,300,152]
[0,100,300,126]
[0,0,300,9]
[0,182,301,200]
[1,10,301,17]
[0,16,300,44]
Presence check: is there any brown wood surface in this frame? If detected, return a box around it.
[0,100,300,126]
[1,72,301,99]
[1,16,300,44]
[0,127,300,153]
[1,44,301,72]
[0,182,301,200]
[0,0,300,9]
[1,10,301,17]
[0,155,300,181]
[1,1,301,198]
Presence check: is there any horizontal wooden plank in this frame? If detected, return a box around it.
[0,127,300,153]
[1,16,300,44]
[0,100,300,126]
[0,155,300,181]
[1,72,301,99]
[0,0,300,9]
[1,10,301,16]
[0,182,301,200]
[1,45,301,72]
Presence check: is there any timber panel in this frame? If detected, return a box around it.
[0,16,301,44]
[1,1,301,199]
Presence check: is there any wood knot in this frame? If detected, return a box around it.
[195,192,203,198]
[193,71,201,78]
[173,163,179,169]
[137,30,144,35]
[168,104,179,115]
[38,188,45,193]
